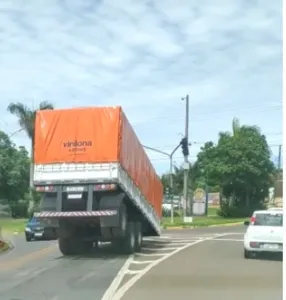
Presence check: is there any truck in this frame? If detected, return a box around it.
[33,106,163,255]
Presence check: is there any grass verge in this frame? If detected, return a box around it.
[162,216,247,229]
[0,218,27,233]
[206,206,219,216]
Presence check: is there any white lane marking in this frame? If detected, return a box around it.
[141,247,179,251]
[101,255,134,300]
[135,252,166,257]
[145,240,198,244]
[78,271,97,282]
[113,233,227,300]
[125,269,143,275]
[211,238,243,242]
[131,260,155,264]
[14,269,32,278]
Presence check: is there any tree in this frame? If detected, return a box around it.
[196,118,275,217]
[161,164,197,197]
[0,130,30,217]
[7,101,54,212]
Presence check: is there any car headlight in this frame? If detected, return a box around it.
[25,227,32,232]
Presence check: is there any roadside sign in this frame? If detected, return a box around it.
[194,188,205,201]
[193,188,207,216]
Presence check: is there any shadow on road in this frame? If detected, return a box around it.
[252,253,283,262]
[54,243,129,261]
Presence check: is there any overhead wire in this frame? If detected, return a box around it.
[132,104,281,127]
[146,133,282,150]
[148,142,282,162]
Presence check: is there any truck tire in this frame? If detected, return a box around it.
[58,237,74,255]
[134,222,143,251]
[122,222,136,254]
[58,237,85,255]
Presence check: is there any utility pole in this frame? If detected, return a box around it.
[273,144,283,205]
[169,144,181,222]
[181,95,191,222]
[278,145,282,170]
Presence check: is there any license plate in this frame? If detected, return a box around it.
[262,244,279,249]
[67,193,82,199]
[35,232,43,237]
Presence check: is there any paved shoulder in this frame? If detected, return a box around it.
[116,232,282,300]
[0,243,129,300]
[0,233,56,262]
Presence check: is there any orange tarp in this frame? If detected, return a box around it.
[34,106,162,217]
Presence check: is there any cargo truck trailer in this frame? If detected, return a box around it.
[33,106,163,255]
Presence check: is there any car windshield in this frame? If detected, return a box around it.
[28,217,38,224]
[254,213,283,227]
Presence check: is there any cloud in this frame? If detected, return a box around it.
[0,0,282,174]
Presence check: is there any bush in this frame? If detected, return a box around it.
[162,208,180,217]
[217,201,267,218]
[9,201,29,218]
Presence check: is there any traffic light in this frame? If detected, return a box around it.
[164,186,173,199]
[180,137,189,156]
[165,187,169,197]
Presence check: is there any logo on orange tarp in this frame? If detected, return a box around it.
[63,140,92,153]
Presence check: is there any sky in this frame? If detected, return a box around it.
[0,0,282,175]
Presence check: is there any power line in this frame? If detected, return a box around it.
[146,140,283,151]
[148,143,282,162]
[132,104,281,126]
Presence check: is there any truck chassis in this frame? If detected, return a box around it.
[33,163,161,255]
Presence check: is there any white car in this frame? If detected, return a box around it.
[243,210,283,259]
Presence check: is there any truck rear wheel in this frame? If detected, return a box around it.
[134,222,143,251]
[58,237,86,255]
[58,237,74,256]
[122,222,136,254]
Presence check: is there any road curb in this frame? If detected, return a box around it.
[0,240,13,254]
[0,228,15,254]
[163,221,244,230]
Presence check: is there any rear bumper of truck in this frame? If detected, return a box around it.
[34,210,117,218]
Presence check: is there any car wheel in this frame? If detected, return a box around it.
[25,235,32,242]
[244,249,253,259]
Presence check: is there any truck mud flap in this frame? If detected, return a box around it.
[99,193,125,228]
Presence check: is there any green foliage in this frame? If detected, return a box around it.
[6,101,54,214]
[216,198,267,218]
[197,121,274,216]
[0,131,30,213]
[161,119,275,218]
[162,208,180,218]
[7,101,54,145]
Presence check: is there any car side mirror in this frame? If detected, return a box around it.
[244,221,250,226]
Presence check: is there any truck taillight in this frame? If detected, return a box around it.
[94,184,116,191]
[36,186,54,192]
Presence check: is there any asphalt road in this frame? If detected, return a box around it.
[0,233,56,262]
[0,235,130,300]
[114,226,283,300]
[0,226,282,300]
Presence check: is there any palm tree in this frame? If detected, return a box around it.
[232,117,240,137]
[7,101,54,212]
